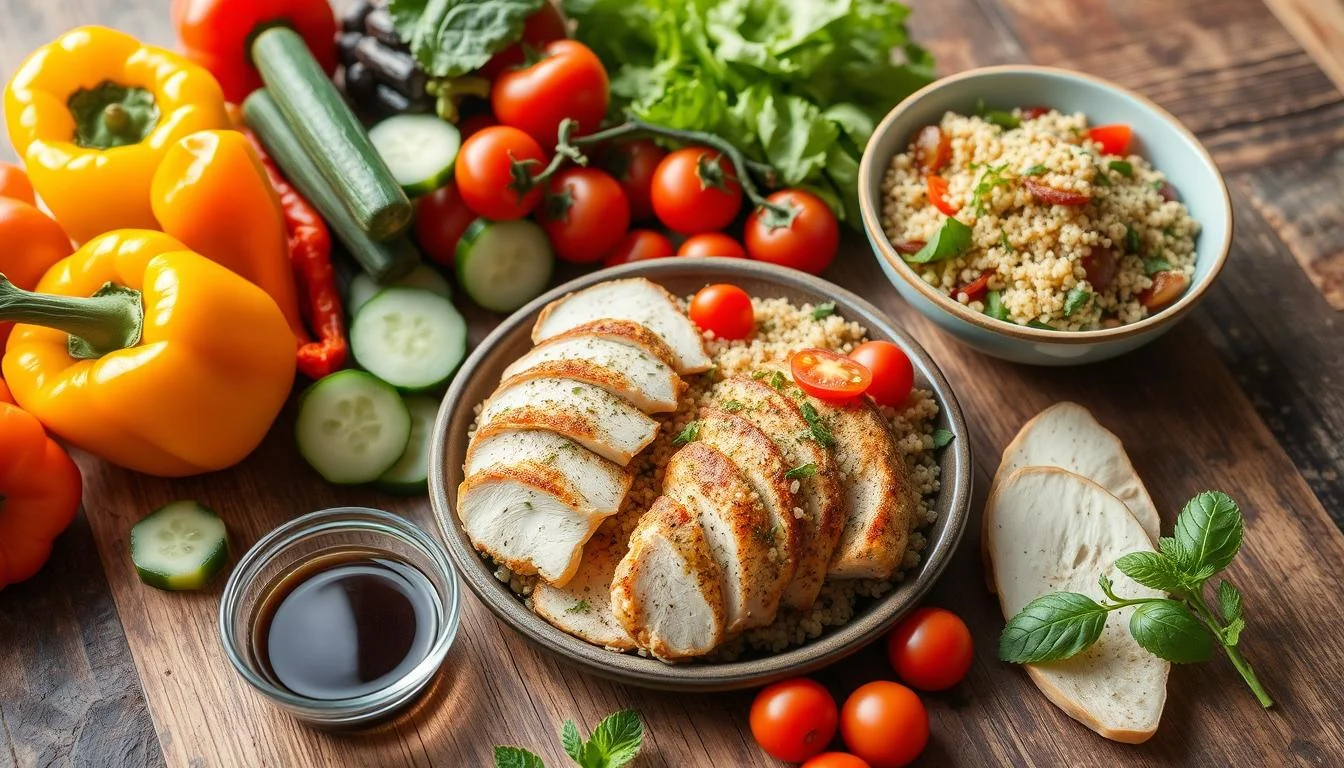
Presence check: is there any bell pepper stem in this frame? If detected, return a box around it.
[0,275,143,360]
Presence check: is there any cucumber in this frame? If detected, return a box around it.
[350,287,467,391]
[245,90,418,283]
[297,370,412,484]
[131,501,229,591]
[456,219,554,313]
[348,263,451,316]
[375,395,439,495]
[251,26,411,240]
[368,115,461,197]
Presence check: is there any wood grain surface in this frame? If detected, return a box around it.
[2,1,1344,767]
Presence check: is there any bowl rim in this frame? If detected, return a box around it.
[427,257,973,691]
[857,63,1233,344]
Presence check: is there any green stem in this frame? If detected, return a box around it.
[430,76,492,123]
[0,275,143,360]
[1189,593,1273,708]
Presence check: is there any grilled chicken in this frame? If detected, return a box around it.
[543,319,680,371]
[711,376,844,610]
[532,526,637,651]
[611,496,725,660]
[532,277,712,374]
[465,429,631,515]
[501,335,684,414]
[662,441,787,632]
[476,377,659,465]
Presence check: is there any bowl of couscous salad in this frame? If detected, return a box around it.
[858,66,1232,366]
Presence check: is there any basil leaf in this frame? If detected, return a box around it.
[494,746,545,768]
[812,301,837,320]
[1063,285,1091,318]
[1115,552,1188,594]
[785,463,818,479]
[1173,491,1244,580]
[672,421,701,445]
[1128,599,1214,664]
[999,592,1110,663]
[561,720,585,762]
[930,428,954,448]
[1023,164,1048,177]
[589,710,643,768]
[391,0,544,77]
[985,290,1010,322]
[1108,159,1134,177]
[1216,580,1243,623]
[905,217,972,264]
[1144,256,1173,276]
[1027,319,1054,330]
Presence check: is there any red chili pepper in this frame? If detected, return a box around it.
[926,174,960,216]
[241,127,347,380]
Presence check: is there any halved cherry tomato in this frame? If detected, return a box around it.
[926,174,958,216]
[1088,124,1133,156]
[414,182,476,266]
[454,125,547,220]
[1081,245,1119,291]
[849,341,913,407]
[678,232,746,259]
[791,348,872,401]
[492,39,609,146]
[1137,270,1190,311]
[840,681,928,768]
[887,607,974,691]
[1023,179,1090,207]
[479,3,568,79]
[803,754,872,768]
[745,189,839,275]
[749,678,839,763]
[538,167,630,263]
[601,139,666,221]
[0,162,35,205]
[689,283,754,340]
[1020,106,1051,120]
[911,125,950,174]
[958,272,992,302]
[651,148,743,234]
[603,229,675,267]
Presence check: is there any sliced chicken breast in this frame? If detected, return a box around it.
[533,526,637,651]
[476,377,659,465]
[711,376,844,610]
[465,429,631,514]
[456,463,605,586]
[532,278,712,374]
[611,496,725,660]
[501,336,684,413]
[546,319,680,371]
[662,441,787,632]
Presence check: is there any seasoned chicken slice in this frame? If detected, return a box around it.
[532,278,712,374]
[611,496,725,660]
[476,377,659,465]
[711,376,844,610]
[663,442,787,632]
[501,335,684,413]
[533,526,637,651]
[456,463,605,586]
[465,429,630,515]
[546,319,679,371]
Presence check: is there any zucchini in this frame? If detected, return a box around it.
[244,89,418,282]
[131,501,229,591]
[251,26,411,240]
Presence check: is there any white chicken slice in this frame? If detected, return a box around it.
[533,526,637,651]
[611,496,725,660]
[500,336,684,413]
[545,318,680,371]
[465,429,631,515]
[476,377,659,466]
[532,277,712,374]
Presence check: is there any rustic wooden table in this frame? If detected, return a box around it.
[3,1,1344,766]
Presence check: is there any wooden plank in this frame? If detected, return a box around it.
[1262,0,1344,97]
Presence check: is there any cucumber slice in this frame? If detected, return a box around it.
[456,219,554,313]
[348,263,452,315]
[350,287,467,391]
[131,501,229,591]
[368,115,462,197]
[375,395,439,495]
[297,370,412,484]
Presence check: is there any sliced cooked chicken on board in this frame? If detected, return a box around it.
[712,376,844,611]
[533,527,637,651]
[500,336,684,414]
[662,441,788,632]
[532,277,712,374]
[457,463,608,586]
[986,467,1169,744]
[465,429,631,515]
[611,496,726,660]
[475,377,659,465]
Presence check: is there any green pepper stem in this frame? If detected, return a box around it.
[0,275,143,359]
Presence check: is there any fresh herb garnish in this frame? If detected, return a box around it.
[905,217,973,264]
[751,370,770,380]
[572,386,584,395]
[1064,285,1091,317]
[1144,256,1174,275]
[721,400,745,413]
[976,99,1021,129]
[1124,226,1142,254]
[999,230,1015,253]
[999,492,1272,708]
[672,421,701,445]
[496,710,644,768]
[1026,319,1054,330]
[1023,164,1049,177]
[1108,160,1134,177]
[785,463,818,479]
[389,0,544,78]
[800,402,836,447]
[565,600,591,615]
[768,370,788,390]
[1092,166,1111,187]
[930,429,954,448]
[1151,179,1167,192]
[971,163,1012,215]
[985,290,1010,322]
[811,301,837,320]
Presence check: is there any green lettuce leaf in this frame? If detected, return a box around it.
[390,0,543,77]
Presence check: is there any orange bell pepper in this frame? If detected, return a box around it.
[0,400,81,588]
[0,197,73,349]
[151,129,309,345]
[0,230,295,477]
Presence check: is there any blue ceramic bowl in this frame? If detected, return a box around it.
[857,66,1232,366]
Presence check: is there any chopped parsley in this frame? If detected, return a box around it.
[930,429,955,449]
[768,370,788,390]
[800,402,835,447]
[672,421,701,445]
[751,370,770,380]
[565,600,591,615]
[1150,179,1167,192]
[999,230,1014,253]
[971,163,1012,215]
[1092,166,1111,187]
[1108,160,1134,177]
[985,289,1010,322]
[1023,164,1049,177]
[785,463,818,479]
[721,399,746,413]
[571,386,583,395]
[811,301,836,320]
[1144,256,1174,275]
[1064,285,1092,317]
[1124,226,1141,255]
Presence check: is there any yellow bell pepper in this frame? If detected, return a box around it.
[4,27,229,244]
[0,230,295,477]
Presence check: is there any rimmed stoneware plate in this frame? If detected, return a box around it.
[428,258,972,691]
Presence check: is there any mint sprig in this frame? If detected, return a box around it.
[999,491,1272,708]
[496,711,644,768]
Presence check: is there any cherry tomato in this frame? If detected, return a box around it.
[458,113,498,141]
[803,754,872,768]
[600,139,666,221]
[603,229,675,267]
[791,348,872,401]
[689,283,755,340]
[911,125,950,174]
[1088,124,1133,156]
[454,126,547,220]
[745,189,839,275]
[1081,246,1119,291]
[840,682,929,768]
[1020,106,1051,120]
[958,272,992,302]
[887,607,974,691]
[0,162,35,205]
[414,182,477,266]
[538,167,630,263]
[678,233,746,259]
[479,3,568,79]
[849,341,914,407]
[1023,179,1091,207]
[492,39,609,147]
[926,174,958,216]
[1137,270,1190,311]
[651,148,742,235]
[749,678,839,763]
